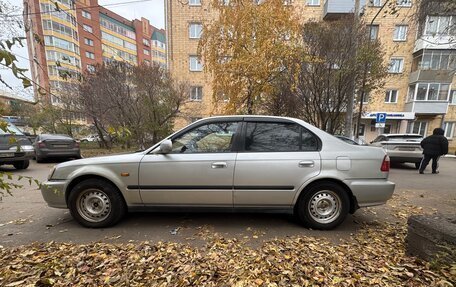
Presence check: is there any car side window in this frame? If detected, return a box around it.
[171,122,239,153]
[245,122,318,152]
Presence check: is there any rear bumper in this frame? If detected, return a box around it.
[40,180,67,208]
[37,148,81,158]
[387,150,422,163]
[344,179,395,207]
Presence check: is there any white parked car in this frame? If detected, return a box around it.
[80,134,100,142]
[369,134,423,169]
[41,116,395,230]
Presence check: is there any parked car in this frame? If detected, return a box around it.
[33,134,81,162]
[0,121,34,169]
[369,134,423,169]
[80,134,100,142]
[40,116,395,229]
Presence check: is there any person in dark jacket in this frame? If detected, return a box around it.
[419,127,448,174]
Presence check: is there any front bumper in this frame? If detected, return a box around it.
[41,180,67,208]
[0,150,34,163]
[344,179,395,207]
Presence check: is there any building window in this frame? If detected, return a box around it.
[409,83,449,101]
[396,0,411,7]
[189,56,203,71]
[82,10,91,19]
[307,0,320,5]
[85,51,95,59]
[143,49,150,55]
[385,90,398,103]
[84,38,94,46]
[86,64,95,72]
[189,0,201,5]
[358,124,365,136]
[83,24,93,33]
[450,90,456,105]
[367,25,379,40]
[388,58,404,73]
[443,122,455,139]
[425,16,456,36]
[143,38,150,46]
[407,121,428,136]
[190,86,203,101]
[189,23,203,39]
[393,25,408,41]
[371,0,382,7]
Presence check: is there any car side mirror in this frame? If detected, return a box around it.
[159,139,172,154]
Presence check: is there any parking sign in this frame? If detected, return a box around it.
[376,113,387,123]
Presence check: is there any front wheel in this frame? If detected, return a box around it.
[13,160,29,170]
[68,179,126,228]
[296,182,349,230]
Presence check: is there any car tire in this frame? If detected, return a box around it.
[13,160,29,170]
[296,182,349,230]
[68,178,126,228]
[415,162,421,170]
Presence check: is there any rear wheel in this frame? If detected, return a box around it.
[415,162,421,170]
[68,178,126,228]
[13,160,29,170]
[296,182,349,230]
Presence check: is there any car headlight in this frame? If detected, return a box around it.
[48,167,56,181]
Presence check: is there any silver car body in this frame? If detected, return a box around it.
[41,116,395,214]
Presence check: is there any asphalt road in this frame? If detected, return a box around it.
[1,157,455,247]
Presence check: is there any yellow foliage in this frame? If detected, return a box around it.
[199,0,303,115]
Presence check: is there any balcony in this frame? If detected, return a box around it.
[404,101,449,115]
[323,0,366,20]
[409,70,454,84]
[414,35,455,53]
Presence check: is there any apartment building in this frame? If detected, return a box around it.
[23,0,167,105]
[165,0,456,153]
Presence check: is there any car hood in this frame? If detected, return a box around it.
[55,151,145,169]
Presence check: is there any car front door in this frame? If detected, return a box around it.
[138,120,241,207]
[233,120,321,209]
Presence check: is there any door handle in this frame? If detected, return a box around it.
[211,162,227,169]
[299,160,315,168]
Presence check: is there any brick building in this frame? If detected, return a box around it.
[23,0,167,104]
[165,0,456,153]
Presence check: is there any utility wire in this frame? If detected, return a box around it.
[5,0,155,18]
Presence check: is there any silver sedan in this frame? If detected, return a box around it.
[41,116,395,230]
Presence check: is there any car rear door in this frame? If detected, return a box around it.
[138,120,241,207]
[233,119,321,209]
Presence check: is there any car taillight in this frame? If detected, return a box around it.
[38,141,46,148]
[74,141,80,148]
[381,155,390,172]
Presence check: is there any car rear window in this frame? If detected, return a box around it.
[386,135,423,142]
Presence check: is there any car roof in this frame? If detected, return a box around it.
[40,134,73,139]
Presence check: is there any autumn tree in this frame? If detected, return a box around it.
[199,0,301,114]
[77,61,188,149]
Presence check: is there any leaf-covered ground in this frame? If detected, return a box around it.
[1,196,455,286]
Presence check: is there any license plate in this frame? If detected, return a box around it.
[399,147,415,151]
[53,145,68,148]
[0,153,15,158]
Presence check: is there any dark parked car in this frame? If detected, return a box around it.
[0,121,34,169]
[34,134,81,162]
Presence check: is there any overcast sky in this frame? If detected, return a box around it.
[0,0,165,100]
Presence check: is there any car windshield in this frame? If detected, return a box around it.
[0,121,24,136]
[386,135,423,142]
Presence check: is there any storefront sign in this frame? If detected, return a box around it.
[363,112,415,120]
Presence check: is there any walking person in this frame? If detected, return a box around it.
[418,127,448,174]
